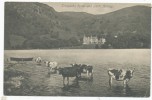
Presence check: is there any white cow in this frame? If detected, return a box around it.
[44,61,58,73]
[35,57,42,65]
[108,68,135,88]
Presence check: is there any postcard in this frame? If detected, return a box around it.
[1,0,151,99]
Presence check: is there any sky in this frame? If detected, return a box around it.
[43,2,150,14]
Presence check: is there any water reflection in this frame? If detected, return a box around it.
[62,79,80,91]
[61,75,94,91]
[78,77,93,82]
[46,70,57,78]
[36,63,42,66]
[111,84,136,96]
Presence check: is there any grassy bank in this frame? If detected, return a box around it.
[4,63,48,96]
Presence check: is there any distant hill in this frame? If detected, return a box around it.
[4,2,151,49]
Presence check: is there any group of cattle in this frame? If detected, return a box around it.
[35,57,93,86]
[35,57,135,88]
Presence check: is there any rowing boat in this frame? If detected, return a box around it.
[10,57,33,61]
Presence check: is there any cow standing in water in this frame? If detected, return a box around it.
[108,68,135,88]
[58,67,81,86]
[44,61,58,74]
[35,57,42,65]
[81,64,93,79]
[71,64,93,79]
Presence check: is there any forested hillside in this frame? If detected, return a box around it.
[4,2,151,49]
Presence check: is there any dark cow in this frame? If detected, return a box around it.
[71,64,82,77]
[71,64,93,78]
[108,68,135,88]
[58,67,81,86]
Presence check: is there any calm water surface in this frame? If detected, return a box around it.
[4,49,150,97]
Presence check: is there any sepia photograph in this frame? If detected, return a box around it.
[3,1,151,97]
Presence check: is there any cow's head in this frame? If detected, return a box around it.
[125,68,135,79]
